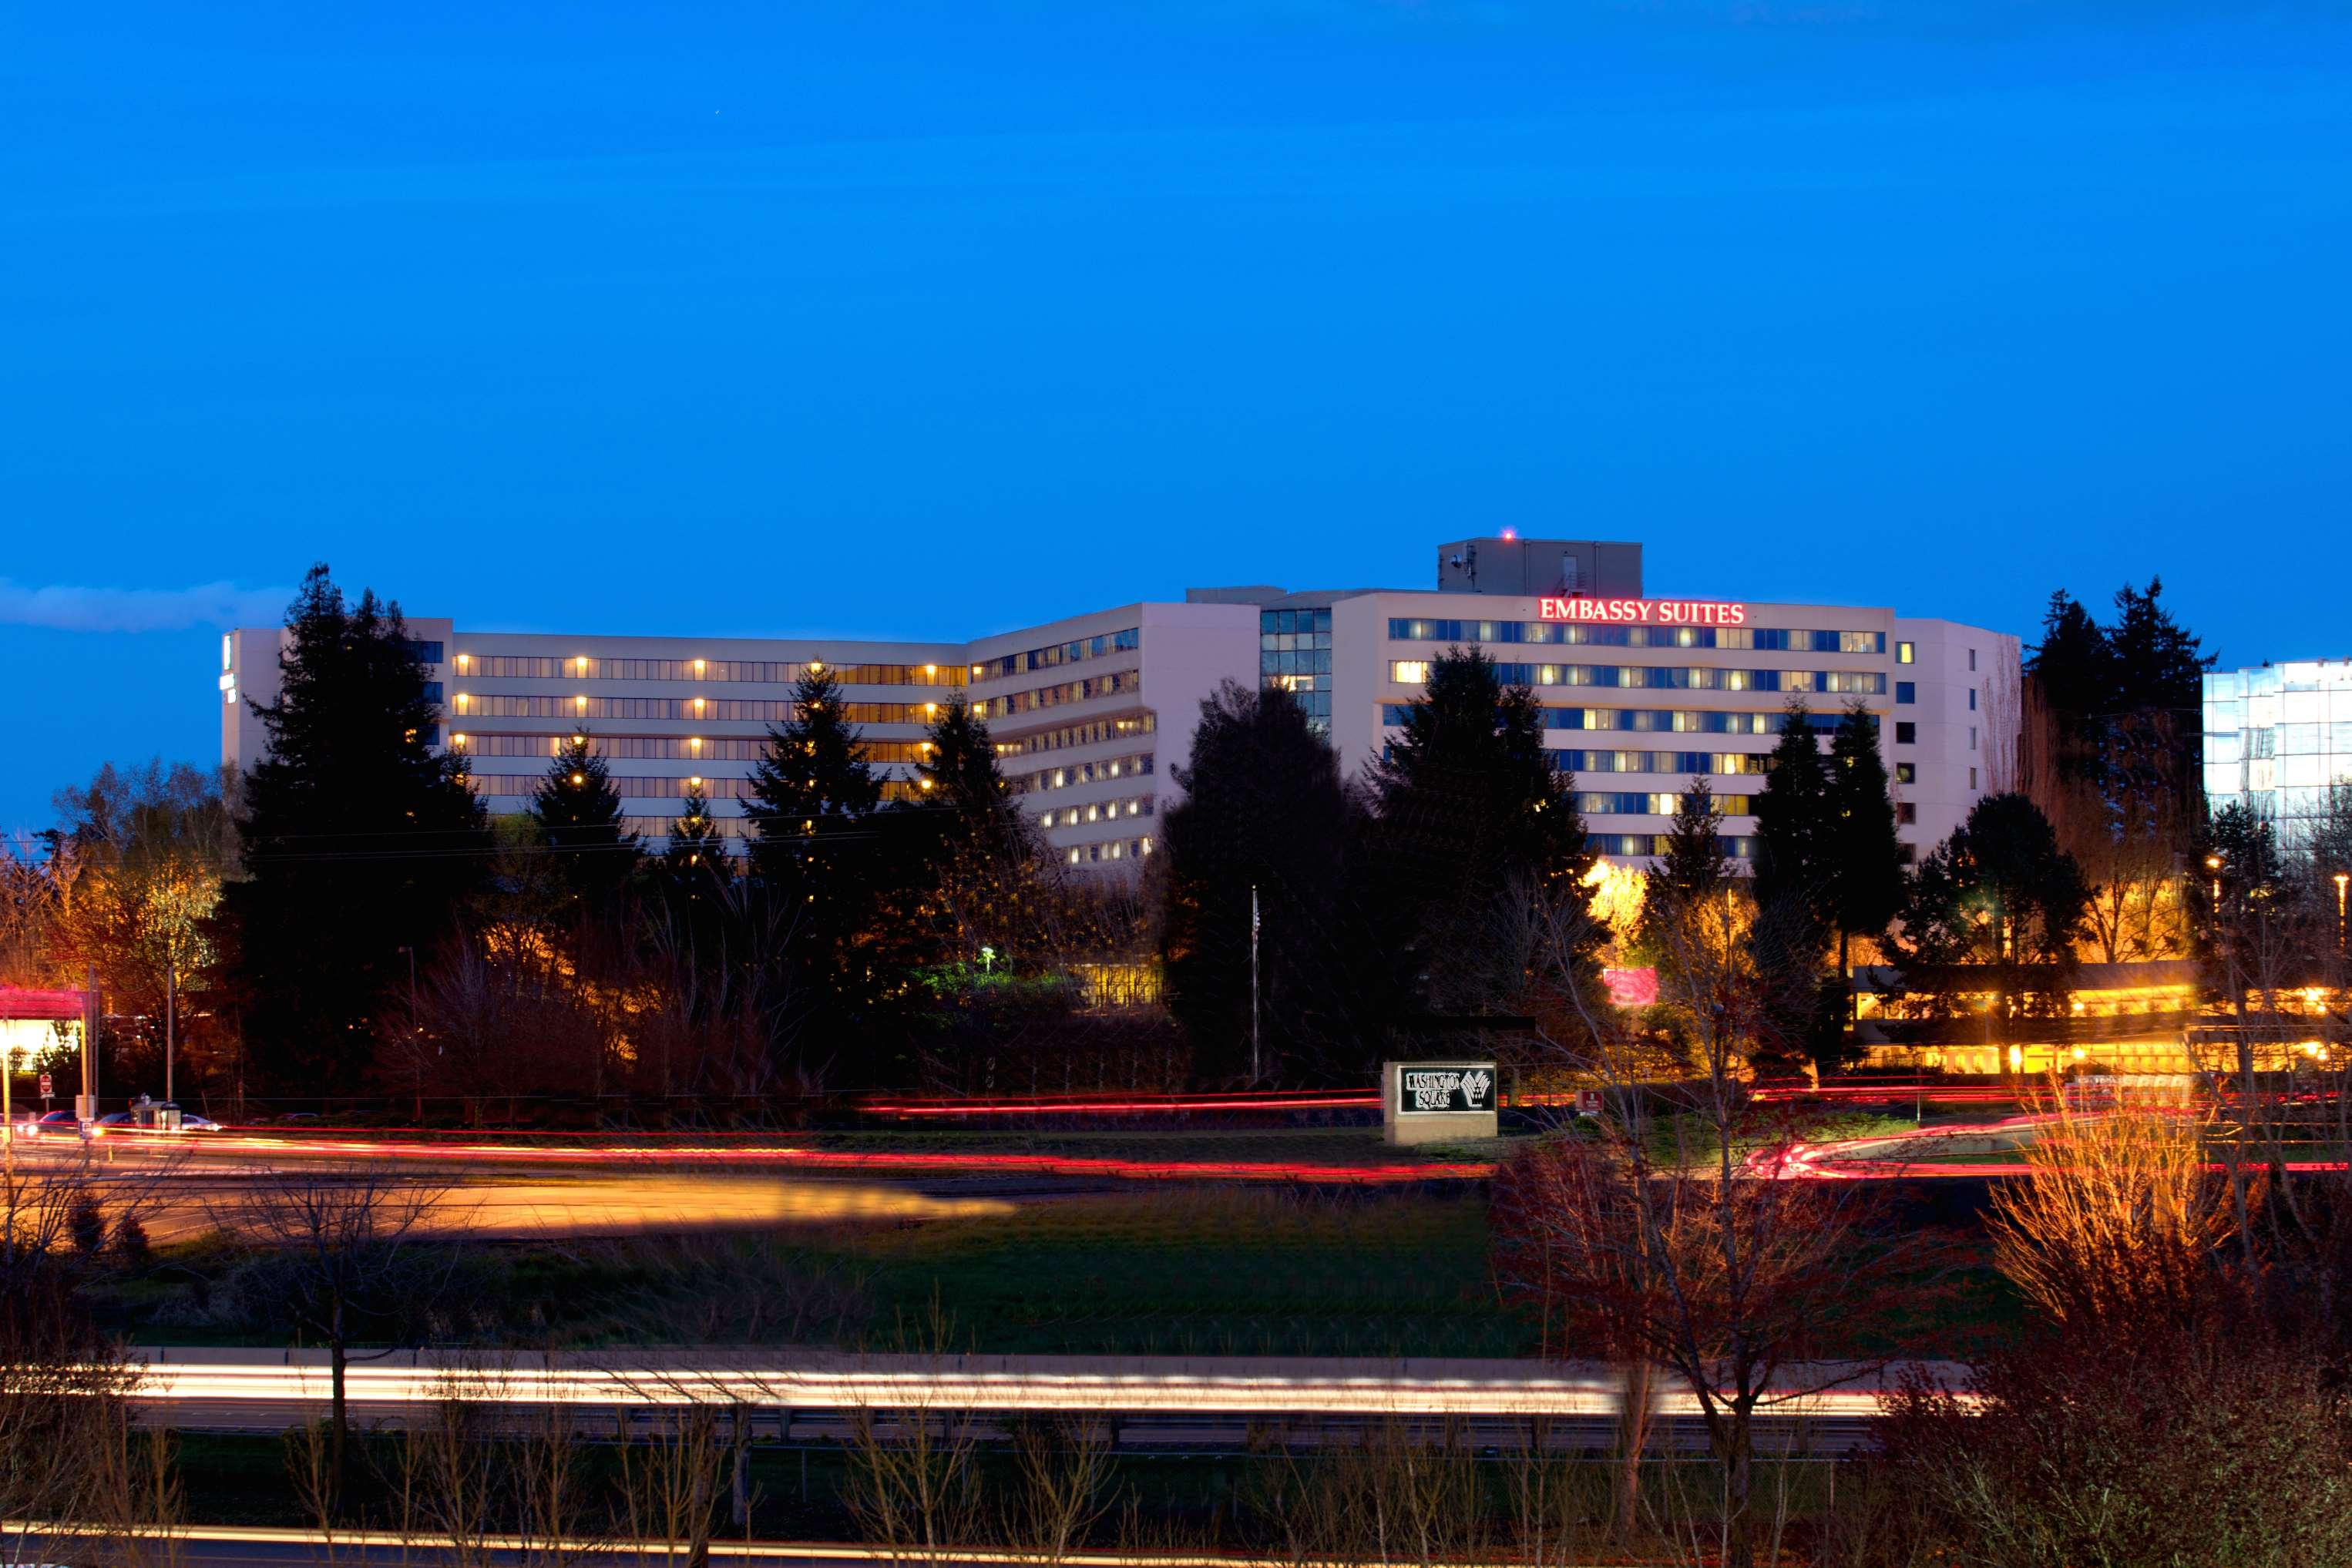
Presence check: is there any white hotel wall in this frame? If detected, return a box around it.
[966,600,1256,866]
[1330,592,2013,866]
[223,607,1258,873]
[1893,619,2021,855]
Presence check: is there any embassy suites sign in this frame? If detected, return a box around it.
[1539,597,1749,626]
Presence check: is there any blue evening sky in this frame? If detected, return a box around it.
[5,2,2348,833]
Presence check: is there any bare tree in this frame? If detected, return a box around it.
[212,1163,460,1513]
[1497,873,1936,1568]
[1000,1416,1117,1566]
[615,1406,729,1568]
[1987,1091,2240,1332]
[0,1152,152,1568]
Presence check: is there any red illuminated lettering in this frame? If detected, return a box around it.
[1539,597,1747,626]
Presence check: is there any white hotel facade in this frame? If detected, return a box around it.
[222,536,2017,871]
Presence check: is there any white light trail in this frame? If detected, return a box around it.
[125,1349,1954,1421]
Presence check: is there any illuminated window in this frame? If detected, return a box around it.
[1896,641,1916,665]
[1390,660,1430,684]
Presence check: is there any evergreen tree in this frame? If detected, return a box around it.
[1371,647,1601,1018]
[660,788,727,881]
[1638,777,1732,960]
[2023,590,2113,777]
[741,666,886,1070]
[1897,793,2091,1040]
[218,565,488,1097]
[529,733,640,912]
[1747,704,1837,1069]
[744,666,883,861]
[908,696,1040,962]
[1161,681,1372,1084]
[1825,703,1907,1002]
[1751,703,1834,918]
[2106,577,2210,717]
[652,787,734,954]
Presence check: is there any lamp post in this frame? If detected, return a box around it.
[2334,871,2347,954]
[2206,853,2224,925]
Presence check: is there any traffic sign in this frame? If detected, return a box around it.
[37,1073,52,1099]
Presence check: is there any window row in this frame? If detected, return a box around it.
[1383,705,1870,736]
[466,771,761,801]
[402,640,445,664]
[1262,632,1335,653]
[1262,609,1334,635]
[973,627,1138,680]
[622,814,751,841]
[448,732,932,764]
[452,654,964,687]
[1571,792,1757,817]
[990,712,1158,760]
[451,694,943,724]
[1389,661,1885,694]
[1039,796,1156,829]
[1548,750,1769,775]
[1010,753,1157,794]
[975,670,1141,719]
[1388,619,1885,653]
[1067,836,1154,865]
[1265,648,1334,677]
[1588,834,1759,859]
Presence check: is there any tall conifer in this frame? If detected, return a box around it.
[220,565,487,1096]
[530,732,640,911]
[1371,647,1602,1017]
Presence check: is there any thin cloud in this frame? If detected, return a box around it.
[0,579,289,633]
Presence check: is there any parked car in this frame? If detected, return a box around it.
[27,1109,82,1138]
[174,1110,223,1132]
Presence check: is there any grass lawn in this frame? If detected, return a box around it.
[103,1184,1538,1360]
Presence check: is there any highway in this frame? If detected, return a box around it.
[2,1524,1244,1568]
[121,1345,1945,1454]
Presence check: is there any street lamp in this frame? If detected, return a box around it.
[2334,871,2347,953]
[2206,854,2224,925]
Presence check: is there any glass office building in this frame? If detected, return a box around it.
[2202,660,2352,846]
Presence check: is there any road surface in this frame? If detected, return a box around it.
[120,1345,1945,1455]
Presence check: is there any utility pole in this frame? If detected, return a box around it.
[165,943,176,1106]
[398,945,421,1123]
[79,964,100,1124]
[1250,884,1262,1085]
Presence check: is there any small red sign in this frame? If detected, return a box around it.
[37,1073,52,1098]
[1601,966,1659,1007]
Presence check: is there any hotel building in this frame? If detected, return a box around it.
[221,536,2016,870]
